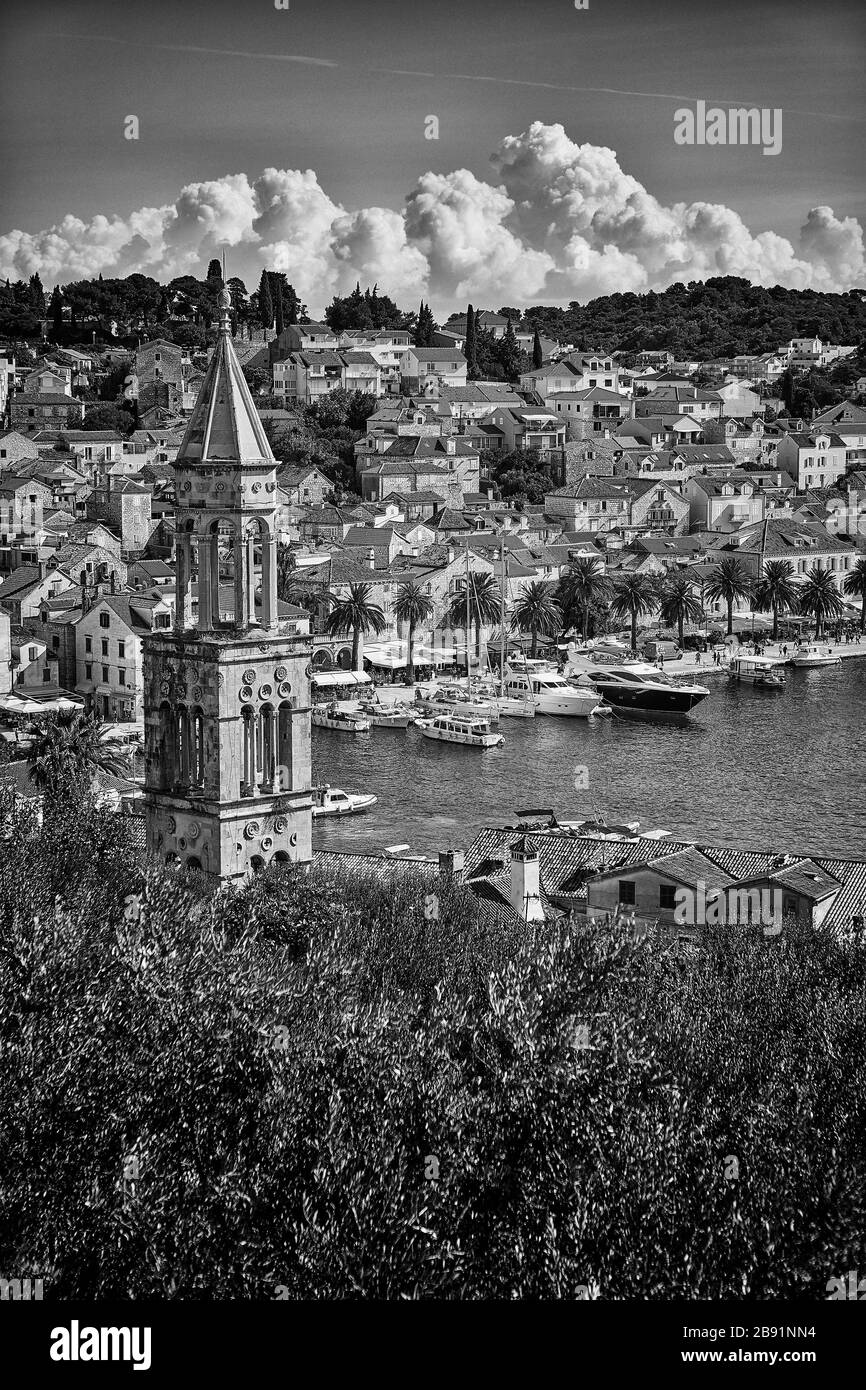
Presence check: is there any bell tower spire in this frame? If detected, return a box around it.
[142,292,312,880]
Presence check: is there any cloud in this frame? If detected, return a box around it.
[1,121,863,310]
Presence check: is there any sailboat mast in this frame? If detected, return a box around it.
[465,540,472,698]
[500,542,506,696]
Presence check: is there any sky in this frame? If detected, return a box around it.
[1,0,864,316]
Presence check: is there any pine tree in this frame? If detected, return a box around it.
[532,327,544,369]
[465,302,478,379]
[258,270,273,331]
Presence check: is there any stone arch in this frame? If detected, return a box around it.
[240,705,256,797]
[186,855,202,872]
[312,648,333,670]
[157,699,173,788]
[174,703,190,789]
[191,705,205,788]
[336,646,353,670]
[273,850,291,866]
[277,700,293,790]
[250,854,266,875]
[165,851,177,865]
[259,701,276,790]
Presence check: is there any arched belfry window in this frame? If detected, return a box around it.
[277,701,293,791]
[191,706,205,789]
[241,706,256,798]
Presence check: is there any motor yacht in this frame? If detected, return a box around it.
[579,662,710,716]
[414,714,505,748]
[503,664,600,717]
[311,785,378,817]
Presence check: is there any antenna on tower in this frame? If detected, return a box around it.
[221,246,226,284]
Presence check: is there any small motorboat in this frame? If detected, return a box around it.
[728,654,786,689]
[421,683,500,721]
[414,714,505,748]
[311,703,370,733]
[790,644,842,668]
[357,701,413,728]
[312,784,378,817]
[494,695,536,719]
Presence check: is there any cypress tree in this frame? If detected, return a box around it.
[273,275,285,336]
[465,302,478,378]
[532,327,544,369]
[206,258,223,287]
[29,273,45,313]
[50,286,64,342]
[258,270,273,331]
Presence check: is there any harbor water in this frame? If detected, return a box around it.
[312,659,866,860]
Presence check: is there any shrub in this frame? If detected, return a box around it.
[0,794,863,1298]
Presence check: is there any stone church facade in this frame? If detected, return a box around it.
[142,289,312,880]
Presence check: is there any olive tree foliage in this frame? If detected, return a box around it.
[0,790,864,1299]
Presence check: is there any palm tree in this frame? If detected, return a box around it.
[798,564,845,638]
[658,572,704,647]
[509,581,562,659]
[325,583,387,670]
[704,557,753,636]
[447,571,501,663]
[26,710,129,796]
[276,543,332,629]
[393,580,434,682]
[843,556,866,634]
[753,559,799,641]
[556,557,609,640]
[608,573,658,653]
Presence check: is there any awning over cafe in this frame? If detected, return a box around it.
[310,671,372,687]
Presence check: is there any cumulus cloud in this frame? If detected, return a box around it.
[1,121,862,309]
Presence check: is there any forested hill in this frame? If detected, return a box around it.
[522,279,866,359]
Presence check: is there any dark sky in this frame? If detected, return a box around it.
[1,0,863,311]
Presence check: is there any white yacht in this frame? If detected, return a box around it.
[312,785,377,817]
[790,644,842,668]
[504,664,600,718]
[414,714,505,748]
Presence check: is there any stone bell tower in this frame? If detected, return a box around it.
[142,288,312,879]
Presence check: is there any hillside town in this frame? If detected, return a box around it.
[1,276,865,735]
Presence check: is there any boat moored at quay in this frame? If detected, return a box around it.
[311,704,371,733]
[414,714,505,749]
[576,662,711,716]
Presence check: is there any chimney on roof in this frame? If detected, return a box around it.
[110,571,117,595]
[38,560,46,580]
[438,848,466,879]
[509,836,545,923]
[366,547,375,570]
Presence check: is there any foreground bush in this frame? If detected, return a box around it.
[0,793,864,1299]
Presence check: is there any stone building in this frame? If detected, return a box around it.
[143,289,312,881]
